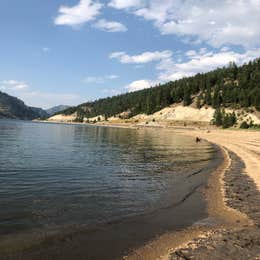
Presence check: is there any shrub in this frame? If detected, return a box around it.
[240,121,249,129]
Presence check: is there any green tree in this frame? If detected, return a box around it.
[213,109,223,126]
[183,88,192,106]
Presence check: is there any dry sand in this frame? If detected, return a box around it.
[47,113,77,122]
[176,129,260,191]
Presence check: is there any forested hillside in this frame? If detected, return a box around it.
[60,58,260,121]
[0,91,48,120]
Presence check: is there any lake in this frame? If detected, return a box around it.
[0,120,221,259]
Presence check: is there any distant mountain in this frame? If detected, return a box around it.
[46,105,70,116]
[0,91,48,120]
[30,107,49,118]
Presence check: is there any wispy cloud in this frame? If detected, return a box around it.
[107,75,119,79]
[1,80,29,90]
[93,19,127,32]
[83,74,119,84]
[109,50,172,64]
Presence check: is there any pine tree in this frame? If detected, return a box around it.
[183,88,192,106]
[196,95,202,109]
[213,109,223,126]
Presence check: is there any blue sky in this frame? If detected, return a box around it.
[0,0,260,108]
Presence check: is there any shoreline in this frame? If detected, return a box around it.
[169,150,260,259]
[125,126,260,259]
[2,120,259,259]
[125,146,252,260]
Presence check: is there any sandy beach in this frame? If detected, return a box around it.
[166,127,260,259]
[176,129,260,191]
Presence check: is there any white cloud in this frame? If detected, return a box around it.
[185,50,197,57]
[134,0,174,23]
[108,0,143,9]
[109,50,172,64]
[83,74,119,84]
[157,48,260,81]
[2,80,22,85]
[110,0,260,48]
[13,84,28,90]
[93,19,127,32]
[84,76,104,84]
[125,79,158,92]
[54,0,102,27]
[1,80,29,90]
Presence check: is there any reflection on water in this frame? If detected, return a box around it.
[0,120,215,237]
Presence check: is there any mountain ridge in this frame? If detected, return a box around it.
[0,91,48,120]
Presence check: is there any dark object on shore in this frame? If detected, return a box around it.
[196,137,201,143]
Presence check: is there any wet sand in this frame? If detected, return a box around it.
[169,151,260,260]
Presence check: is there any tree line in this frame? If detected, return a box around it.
[60,58,260,121]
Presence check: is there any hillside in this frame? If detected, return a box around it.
[46,105,70,116]
[0,91,48,120]
[54,58,260,125]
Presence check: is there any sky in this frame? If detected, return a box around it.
[0,0,260,109]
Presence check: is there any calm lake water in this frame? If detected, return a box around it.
[0,120,216,242]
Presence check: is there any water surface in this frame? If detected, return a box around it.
[0,120,219,256]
